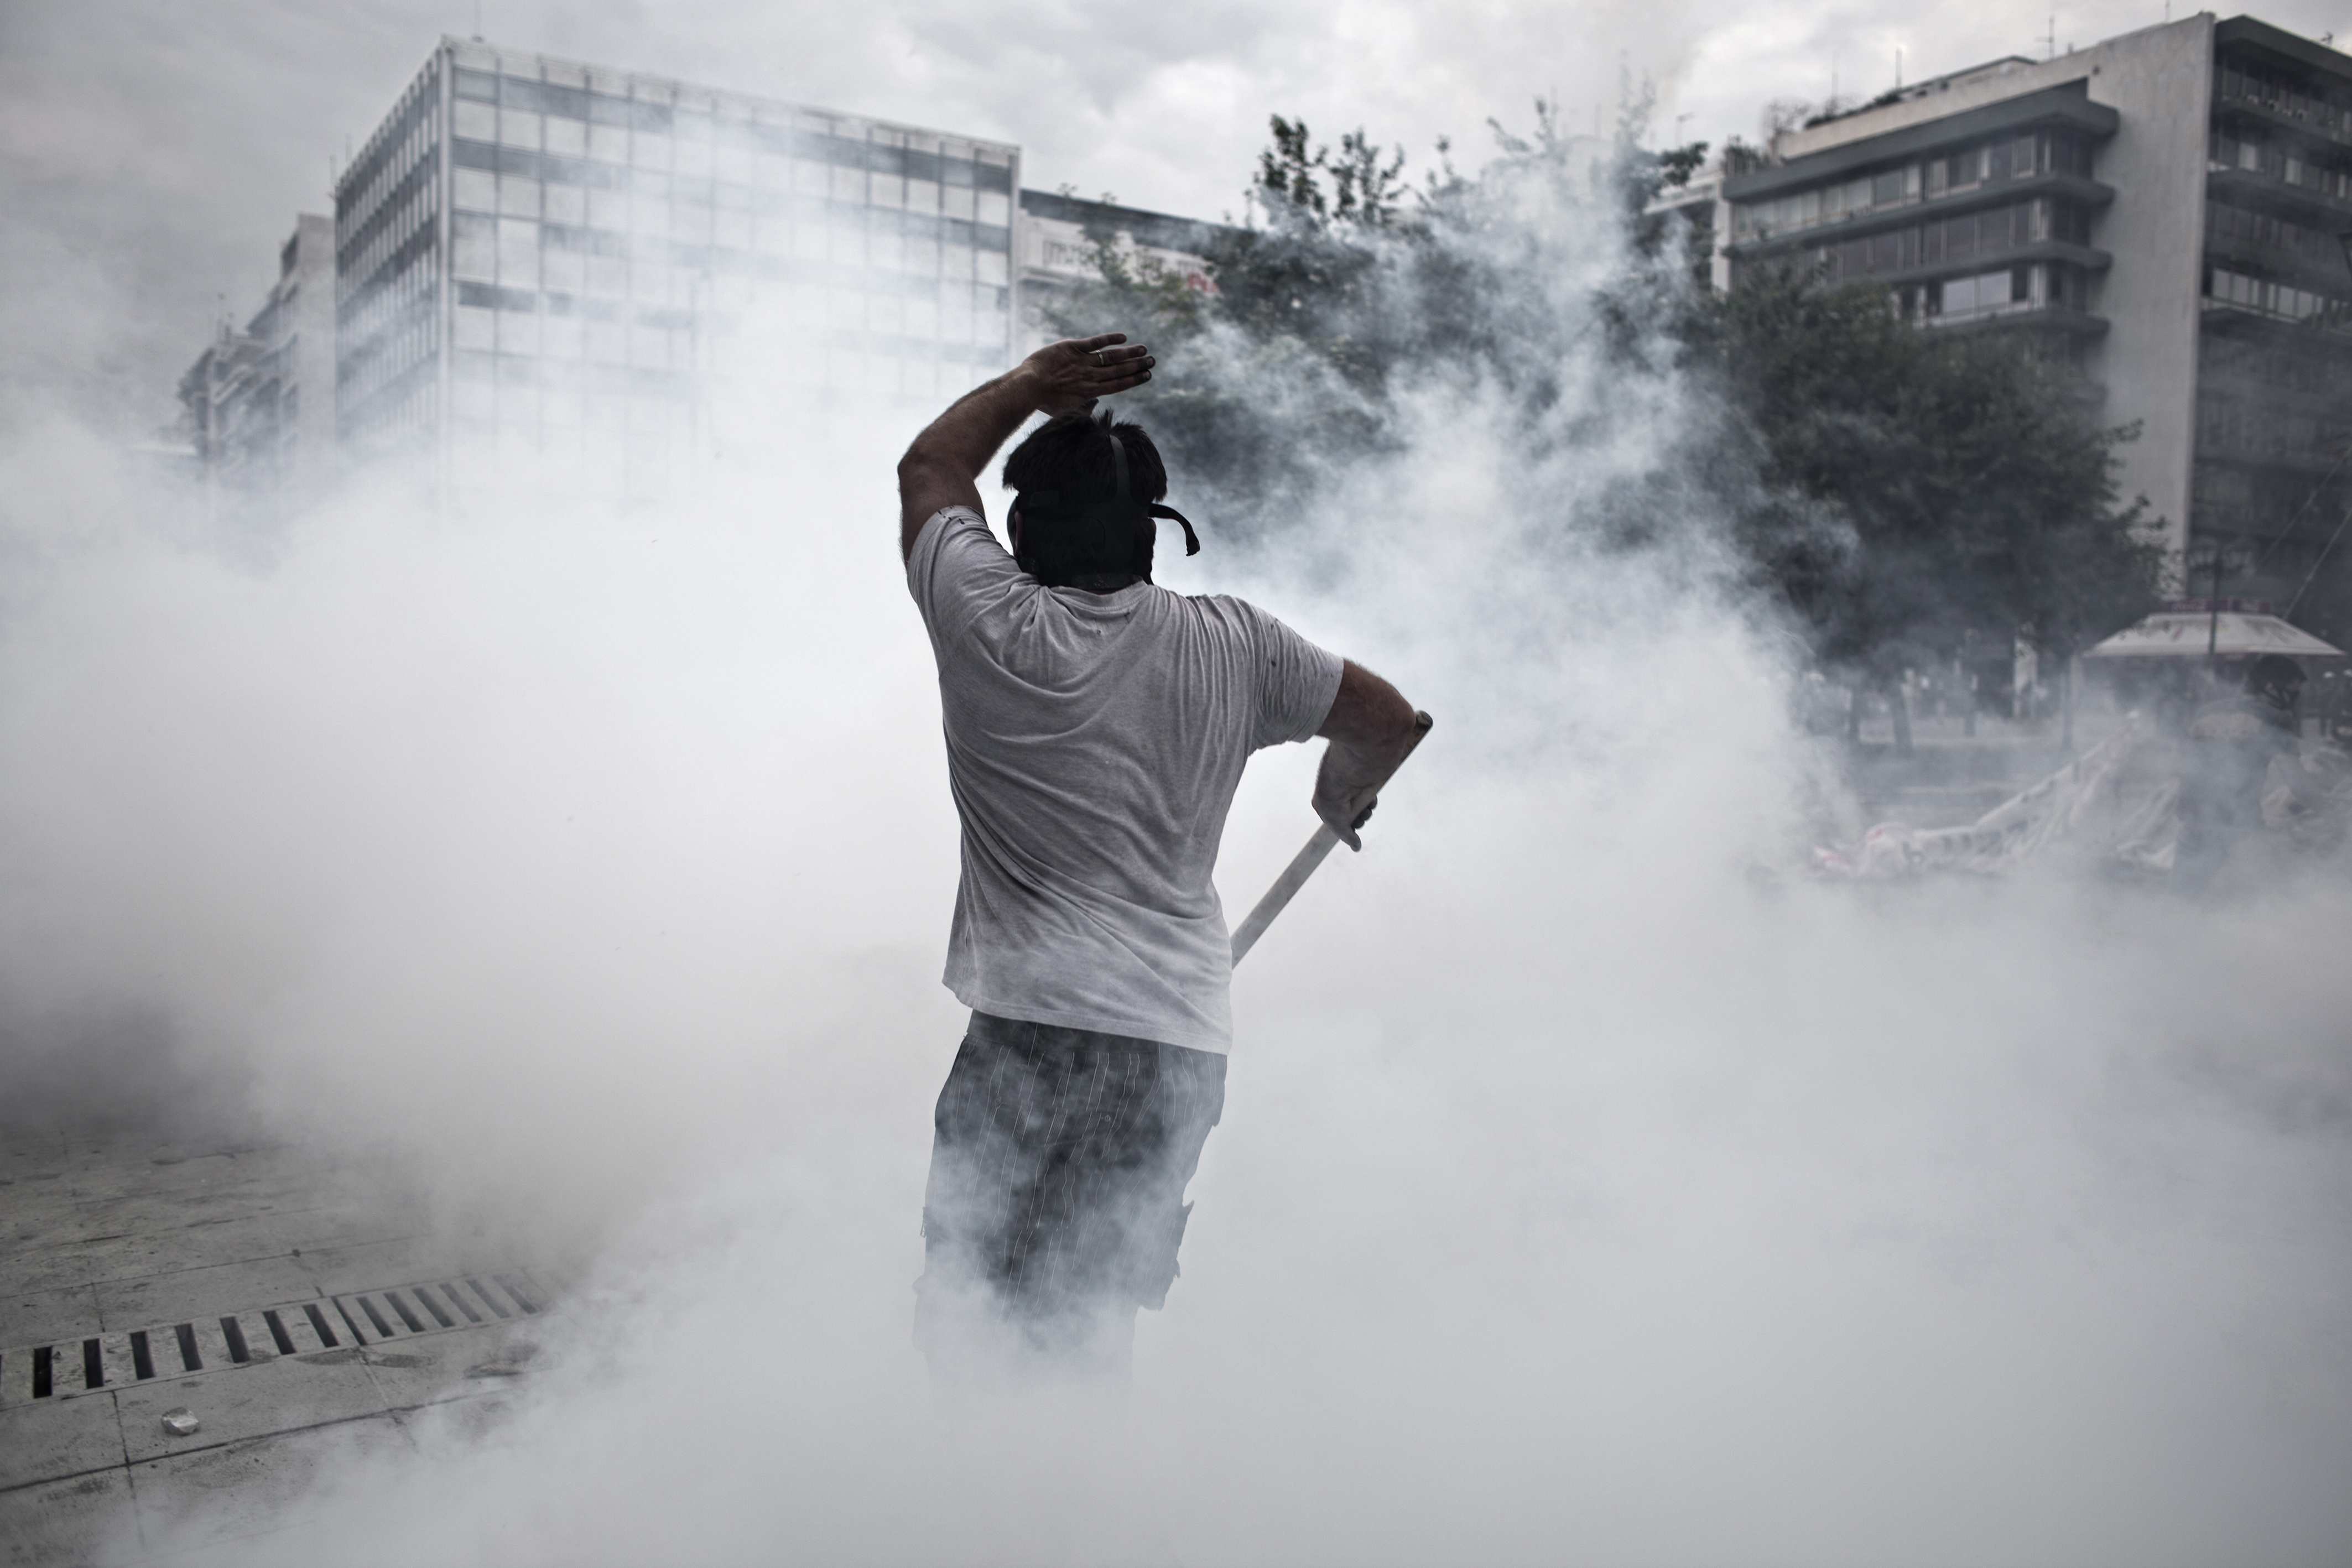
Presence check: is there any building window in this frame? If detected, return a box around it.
[455,305,495,351]
[497,217,538,286]
[1732,129,2073,244]
[2207,265,2350,327]
[2046,197,2090,247]
[2199,392,2352,461]
[2205,197,2343,265]
[452,212,495,280]
[1922,265,2037,322]
[2216,61,2352,139]
[2046,130,2094,178]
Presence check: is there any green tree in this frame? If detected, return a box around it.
[1686,268,2164,674]
[1044,105,1678,529]
[1049,106,2162,681]
[1041,116,1418,532]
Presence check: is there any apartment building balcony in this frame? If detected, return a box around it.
[1922,301,2110,340]
[2204,165,2352,228]
[2213,78,2352,152]
[1725,171,2115,257]
[2200,271,2352,339]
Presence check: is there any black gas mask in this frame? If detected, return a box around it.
[1012,430,1200,587]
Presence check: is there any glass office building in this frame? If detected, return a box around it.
[334,37,1018,499]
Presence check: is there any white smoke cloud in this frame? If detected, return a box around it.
[26,401,2344,1561]
[4,7,2350,1565]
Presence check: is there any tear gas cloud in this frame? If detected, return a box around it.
[5,77,2352,1568]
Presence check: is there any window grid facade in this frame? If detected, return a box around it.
[2192,23,2352,629]
[334,38,1018,499]
[1718,17,2351,638]
[1725,108,2116,345]
[1729,129,2100,243]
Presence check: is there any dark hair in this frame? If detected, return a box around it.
[2245,653,2306,695]
[1001,412,1169,587]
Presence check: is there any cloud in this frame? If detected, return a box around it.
[16,0,2341,440]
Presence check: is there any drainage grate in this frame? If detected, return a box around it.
[0,1271,546,1406]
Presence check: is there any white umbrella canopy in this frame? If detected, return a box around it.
[2083,602,2345,661]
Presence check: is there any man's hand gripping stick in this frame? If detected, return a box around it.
[1229,711,1434,966]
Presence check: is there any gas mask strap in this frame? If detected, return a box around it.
[1149,504,1201,556]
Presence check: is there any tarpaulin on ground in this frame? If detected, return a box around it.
[1814,718,2146,879]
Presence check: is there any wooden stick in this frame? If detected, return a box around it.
[1230,711,1434,966]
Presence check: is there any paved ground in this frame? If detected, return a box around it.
[0,711,2146,1564]
[1,1133,557,1566]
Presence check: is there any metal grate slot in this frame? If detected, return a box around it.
[282,1306,334,1353]
[1,1266,551,1402]
[334,1298,368,1346]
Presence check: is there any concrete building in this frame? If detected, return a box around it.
[182,41,1243,512]
[1013,188,1222,356]
[176,215,337,503]
[1645,166,1732,292]
[330,37,1019,501]
[1718,14,2352,638]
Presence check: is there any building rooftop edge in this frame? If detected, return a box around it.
[1896,55,2041,98]
[425,35,1021,155]
[1769,14,2221,164]
[1728,84,2115,199]
[1018,189,1231,245]
[2213,13,2352,76]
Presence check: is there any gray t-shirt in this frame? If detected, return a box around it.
[907,506,1343,1053]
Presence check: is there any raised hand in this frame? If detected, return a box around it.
[1023,334,1155,414]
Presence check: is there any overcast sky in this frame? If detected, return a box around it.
[1,1,2340,435]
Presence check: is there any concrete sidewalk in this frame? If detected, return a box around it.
[2,1134,555,1565]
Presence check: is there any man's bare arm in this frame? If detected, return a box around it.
[1313,660,1420,851]
[897,334,1154,562]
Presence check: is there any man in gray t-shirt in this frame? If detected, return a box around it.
[897,332,1419,1389]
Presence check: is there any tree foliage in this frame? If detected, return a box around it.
[1047,106,2162,669]
[1685,270,2163,668]
[1043,105,1659,529]
[1256,116,1408,230]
